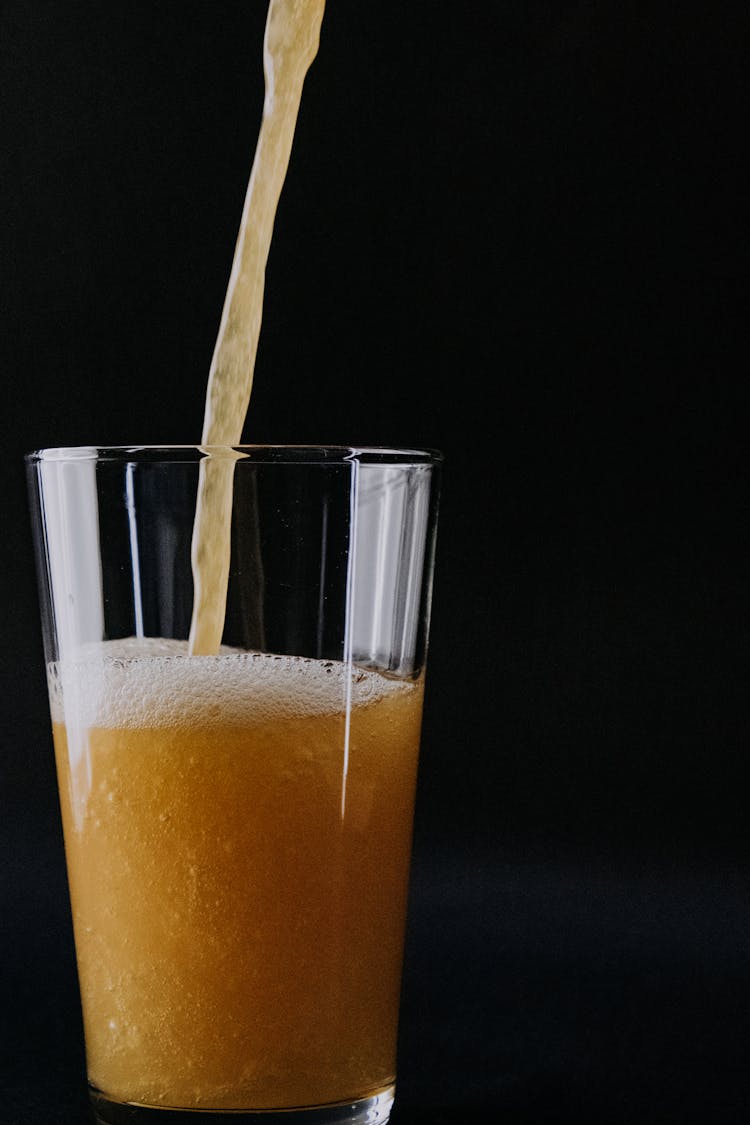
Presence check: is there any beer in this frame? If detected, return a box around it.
[28,1,442,1119]
[189,0,326,655]
[50,640,424,1109]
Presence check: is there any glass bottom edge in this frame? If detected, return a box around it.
[90,1085,395,1124]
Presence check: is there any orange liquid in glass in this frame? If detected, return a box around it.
[52,649,423,1109]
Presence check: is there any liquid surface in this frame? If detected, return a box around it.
[189,0,327,655]
[52,640,423,1109]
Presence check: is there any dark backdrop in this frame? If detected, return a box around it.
[1,3,748,1123]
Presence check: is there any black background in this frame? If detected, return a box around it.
[1,2,749,1123]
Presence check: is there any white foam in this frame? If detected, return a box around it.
[48,638,408,729]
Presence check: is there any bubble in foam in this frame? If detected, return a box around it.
[48,637,410,729]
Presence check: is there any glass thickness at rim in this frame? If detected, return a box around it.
[25,445,443,467]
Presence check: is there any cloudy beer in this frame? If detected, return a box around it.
[28,0,441,1119]
[51,642,424,1109]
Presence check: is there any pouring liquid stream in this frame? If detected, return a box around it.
[189,0,326,656]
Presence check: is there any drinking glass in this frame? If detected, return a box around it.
[26,445,441,1125]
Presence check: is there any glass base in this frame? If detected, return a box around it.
[90,1086,395,1125]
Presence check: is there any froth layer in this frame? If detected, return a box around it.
[48,638,409,729]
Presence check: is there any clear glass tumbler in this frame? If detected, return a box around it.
[26,445,442,1125]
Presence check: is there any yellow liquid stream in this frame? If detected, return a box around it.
[189,0,326,656]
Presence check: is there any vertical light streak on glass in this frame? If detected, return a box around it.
[340,457,360,820]
[370,472,392,658]
[39,450,105,830]
[316,496,329,657]
[125,463,144,638]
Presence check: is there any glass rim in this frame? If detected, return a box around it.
[25,444,444,467]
